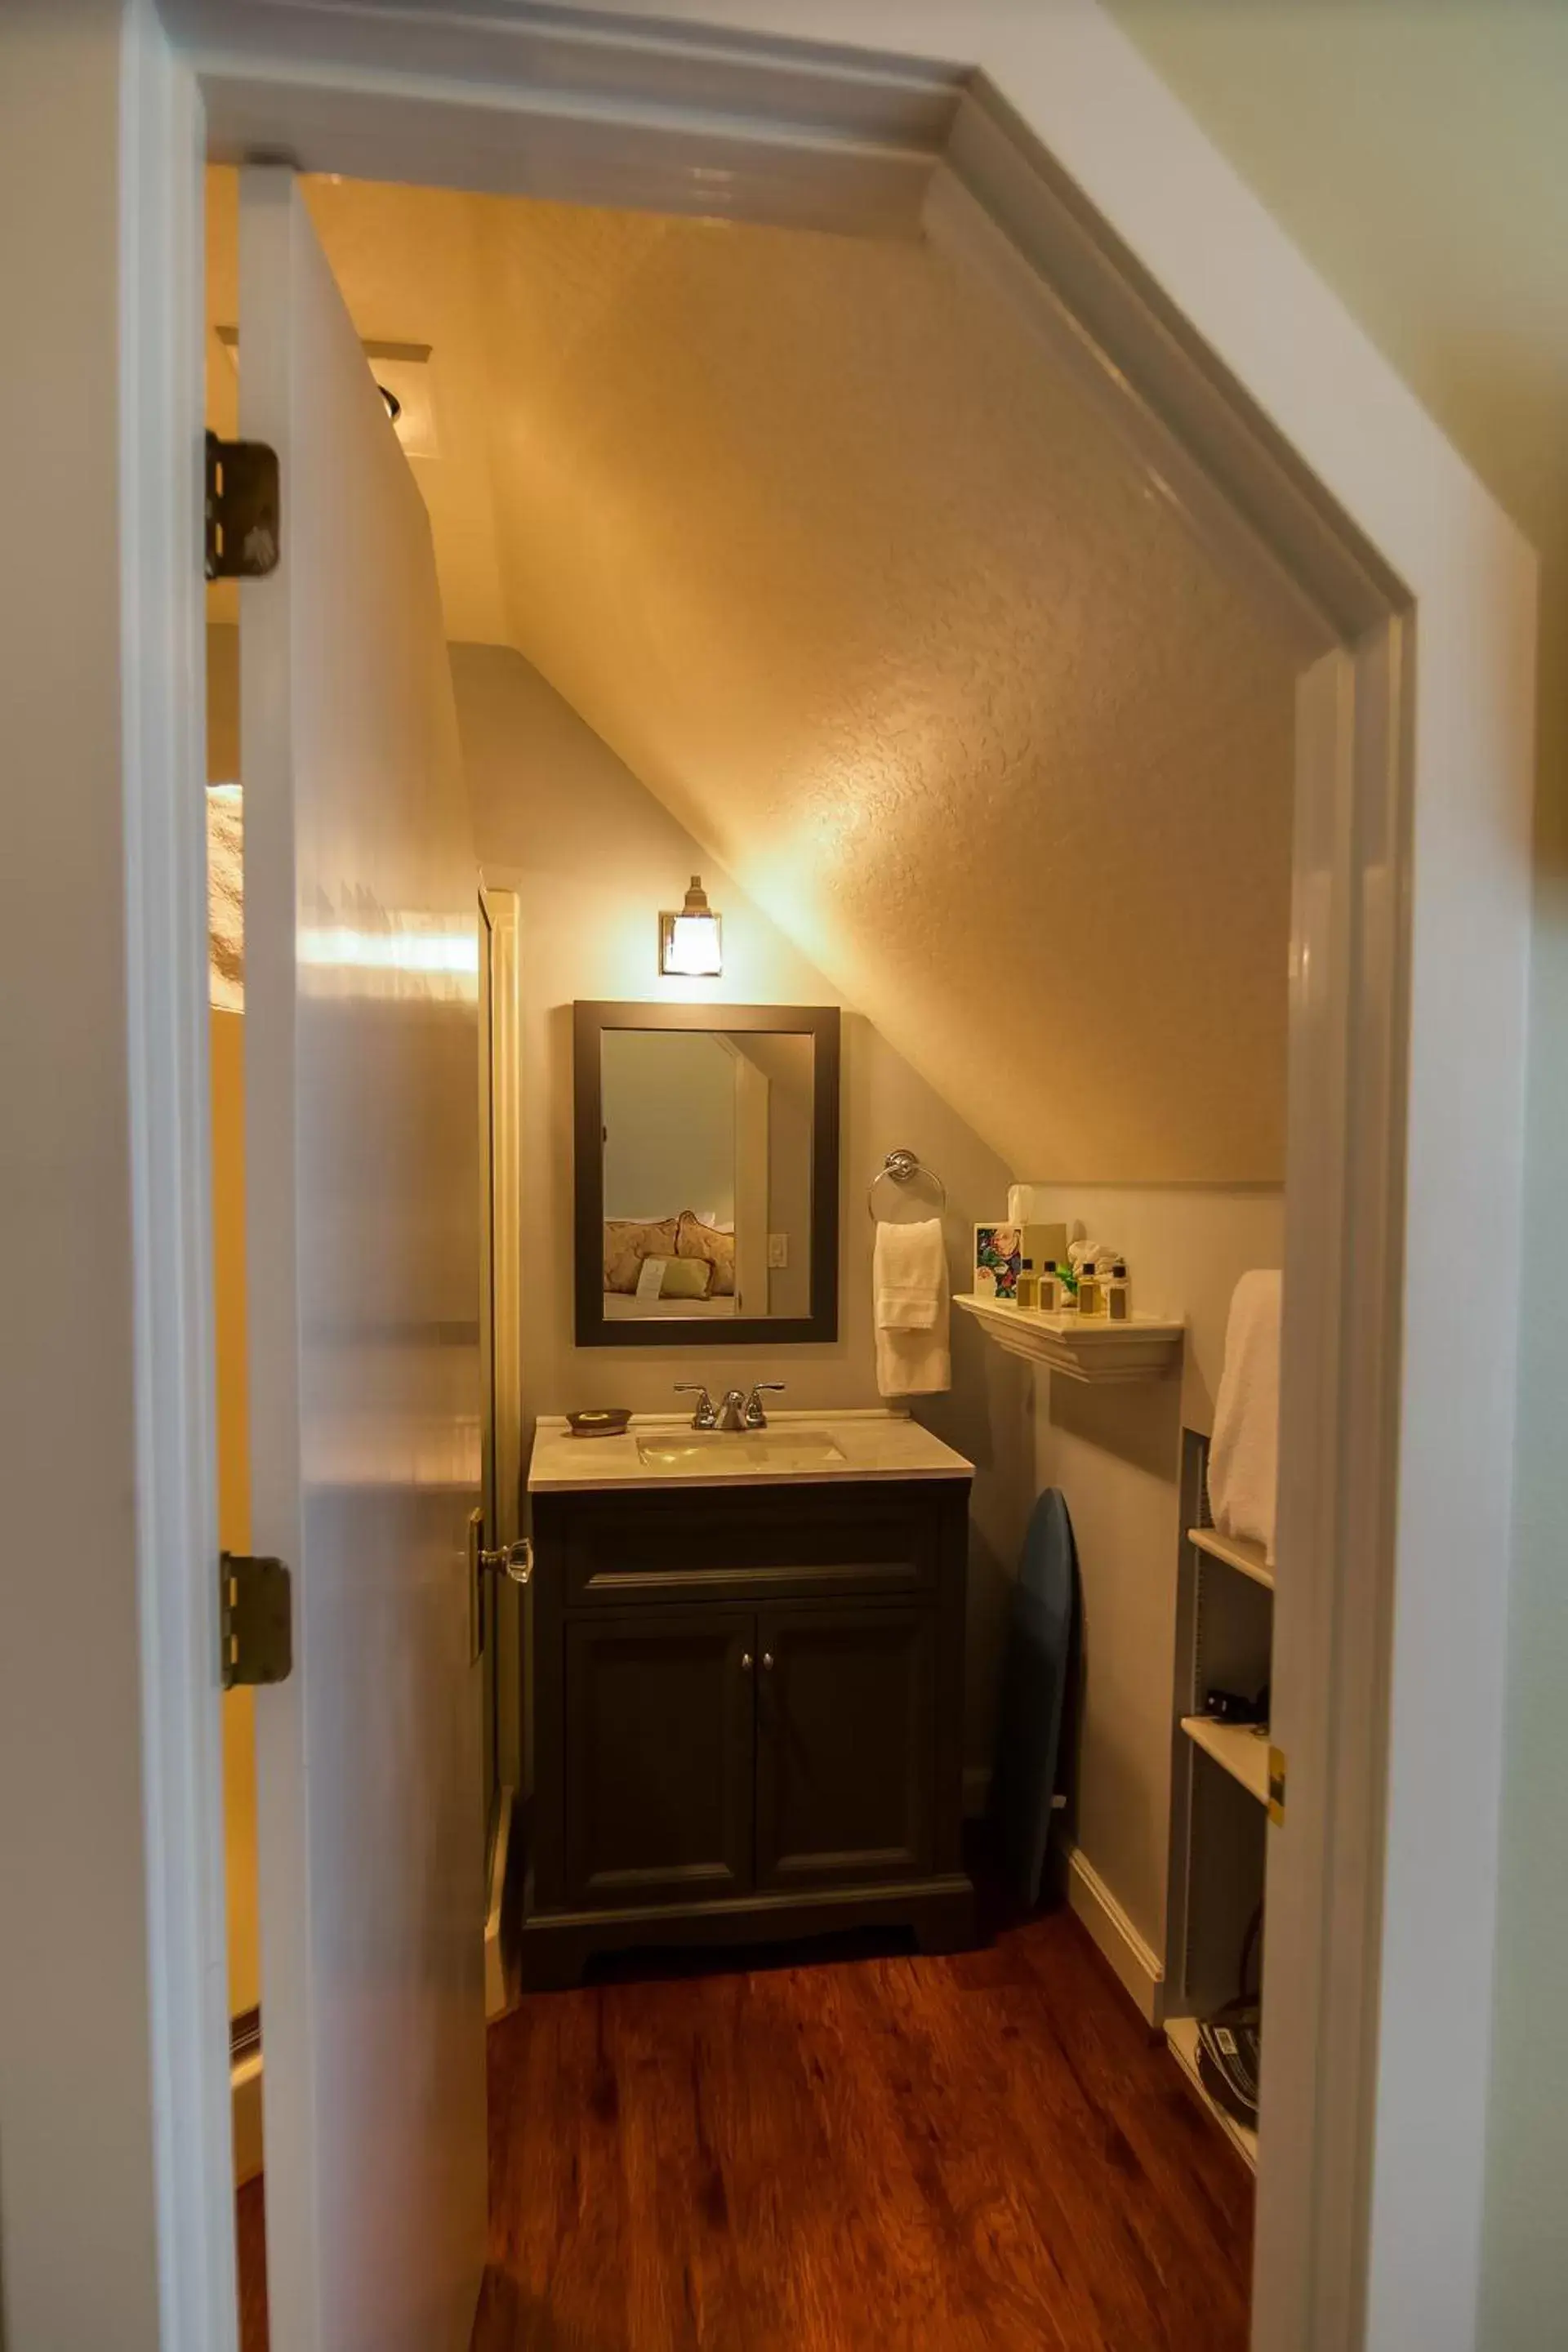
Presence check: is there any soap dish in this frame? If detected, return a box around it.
[566,1408,632,1439]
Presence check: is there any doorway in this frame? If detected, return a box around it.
[212,151,1316,2352]
[92,10,1534,2351]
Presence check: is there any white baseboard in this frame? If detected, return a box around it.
[230,2051,263,2188]
[1058,1841,1165,2026]
[484,1784,517,2021]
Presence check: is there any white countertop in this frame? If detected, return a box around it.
[527,1407,974,1494]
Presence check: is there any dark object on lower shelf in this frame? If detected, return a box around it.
[1202,1683,1269,1727]
[1197,2001,1262,2130]
[523,1475,975,1987]
[990,1487,1077,1906]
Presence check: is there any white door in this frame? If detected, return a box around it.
[239,167,487,2352]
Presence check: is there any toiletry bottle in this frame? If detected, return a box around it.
[1077,1260,1102,1316]
[1039,1259,1060,1312]
[1017,1258,1039,1311]
[1105,1262,1131,1321]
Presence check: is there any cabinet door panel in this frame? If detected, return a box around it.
[564,1608,755,1909]
[755,1606,934,1891]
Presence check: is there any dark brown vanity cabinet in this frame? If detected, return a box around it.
[522,1478,975,1987]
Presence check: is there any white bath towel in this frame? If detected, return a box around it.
[1208,1269,1283,1566]
[873,1218,951,1396]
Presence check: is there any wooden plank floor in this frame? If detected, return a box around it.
[238,1905,1252,2351]
[472,1907,1251,2351]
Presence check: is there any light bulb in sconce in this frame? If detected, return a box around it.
[658,875,724,978]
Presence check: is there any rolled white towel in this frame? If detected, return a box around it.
[1209,1269,1282,1566]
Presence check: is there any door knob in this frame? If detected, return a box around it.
[741,1650,755,1673]
[478,1535,532,1587]
[761,1651,776,1671]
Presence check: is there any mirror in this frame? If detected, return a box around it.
[573,1003,840,1346]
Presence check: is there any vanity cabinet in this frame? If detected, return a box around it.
[523,1476,974,1987]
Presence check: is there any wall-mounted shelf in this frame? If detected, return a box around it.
[1180,1714,1270,1807]
[952,1294,1183,1384]
[1189,1525,1273,1590]
[1165,2016,1258,2172]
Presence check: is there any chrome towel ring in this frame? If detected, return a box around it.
[866,1147,948,1223]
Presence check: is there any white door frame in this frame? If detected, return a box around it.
[116,7,1535,2352]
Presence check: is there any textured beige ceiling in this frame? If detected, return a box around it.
[207,169,1298,1181]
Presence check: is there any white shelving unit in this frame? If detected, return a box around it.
[1165,2016,1259,2171]
[1188,1523,1273,1592]
[952,1292,1183,1383]
[1179,1713,1270,1807]
[1164,1434,1272,2175]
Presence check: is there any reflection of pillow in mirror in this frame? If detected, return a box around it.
[659,1257,714,1301]
[604,1216,681,1294]
[675,1211,736,1297]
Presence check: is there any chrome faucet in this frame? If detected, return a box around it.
[744,1383,786,1429]
[673,1382,786,1432]
[673,1384,718,1430]
[716,1388,749,1432]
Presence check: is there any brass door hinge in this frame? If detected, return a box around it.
[205,431,280,579]
[221,1552,293,1688]
[1267,1745,1287,1826]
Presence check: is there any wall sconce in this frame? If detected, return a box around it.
[658,875,724,978]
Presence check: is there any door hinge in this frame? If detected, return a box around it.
[204,431,280,580]
[220,1551,293,1688]
[1267,1744,1287,1826]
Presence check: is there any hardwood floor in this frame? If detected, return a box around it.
[472,1906,1252,2351]
[238,1904,1252,2351]
[237,2176,268,2352]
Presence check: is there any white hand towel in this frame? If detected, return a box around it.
[874,1218,951,1396]
[1208,1268,1283,1566]
[875,1217,946,1330]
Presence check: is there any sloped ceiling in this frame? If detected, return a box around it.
[207,170,1298,1182]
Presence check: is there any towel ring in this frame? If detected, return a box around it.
[867,1147,948,1223]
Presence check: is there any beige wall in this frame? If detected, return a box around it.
[1102,6,1568,2332]
[452,641,1034,1756]
[1019,1182,1285,1964]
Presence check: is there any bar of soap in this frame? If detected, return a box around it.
[566,1408,632,1438]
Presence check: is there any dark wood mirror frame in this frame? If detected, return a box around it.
[573,1000,841,1348]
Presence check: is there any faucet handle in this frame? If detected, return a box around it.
[744,1383,786,1429]
[674,1383,716,1430]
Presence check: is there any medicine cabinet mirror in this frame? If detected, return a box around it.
[572,1001,840,1347]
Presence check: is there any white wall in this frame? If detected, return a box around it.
[452,643,1036,1757]
[0,6,166,2345]
[1017,1182,1285,1971]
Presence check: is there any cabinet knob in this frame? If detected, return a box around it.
[741,1651,754,1673]
[761,1651,776,1672]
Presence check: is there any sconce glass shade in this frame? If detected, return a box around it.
[658,875,724,977]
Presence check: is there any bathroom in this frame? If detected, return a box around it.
[210,160,1298,2350]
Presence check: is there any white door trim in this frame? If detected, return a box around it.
[113,7,1535,2350]
[118,6,239,2348]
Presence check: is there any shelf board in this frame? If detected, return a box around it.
[952,1294,1183,1383]
[1165,2016,1258,2172]
[1180,1714,1270,1806]
[1188,1524,1274,1590]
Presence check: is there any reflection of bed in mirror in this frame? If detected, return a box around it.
[574,1004,840,1348]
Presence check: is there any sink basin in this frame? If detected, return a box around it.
[635,1427,848,1472]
